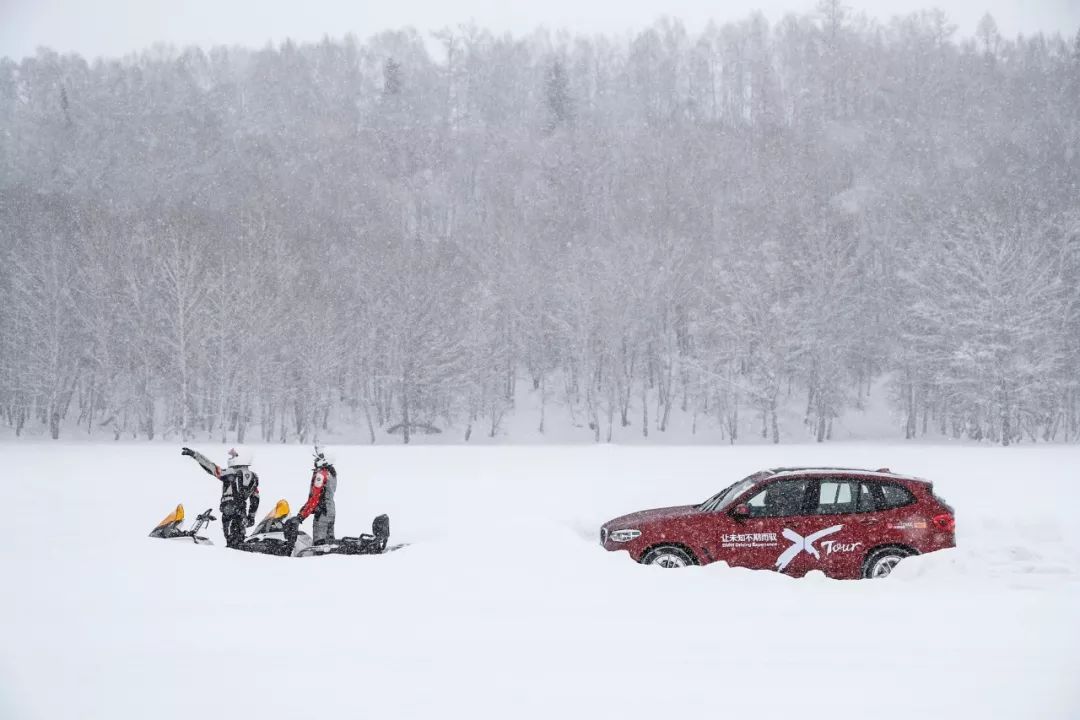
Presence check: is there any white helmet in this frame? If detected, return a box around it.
[313,444,335,469]
[227,446,254,467]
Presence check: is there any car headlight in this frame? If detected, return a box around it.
[609,529,641,542]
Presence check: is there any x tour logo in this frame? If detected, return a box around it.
[774,525,843,572]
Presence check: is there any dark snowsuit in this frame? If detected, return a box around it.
[297,466,336,545]
[187,451,260,548]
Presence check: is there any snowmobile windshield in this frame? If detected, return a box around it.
[699,472,769,512]
[251,516,284,536]
[150,504,186,538]
[251,499,291,535]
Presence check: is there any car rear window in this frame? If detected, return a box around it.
[880,483,915,509]
[855,482,916,512]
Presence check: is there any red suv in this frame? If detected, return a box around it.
[600,467,955,579]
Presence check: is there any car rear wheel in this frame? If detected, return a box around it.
[641,545,695,568]
[862,546,916,579]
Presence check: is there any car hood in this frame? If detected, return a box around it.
[604,504,701,529]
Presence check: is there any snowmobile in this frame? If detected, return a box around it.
[240,499,313,557]
[245,501,404,557]
[149,504,217,545]
[150,499,405,557]
[292,512,407,557]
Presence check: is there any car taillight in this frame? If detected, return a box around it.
[932,513,955,532]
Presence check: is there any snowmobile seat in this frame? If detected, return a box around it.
[338,514,390,554]
[372,513,389,541]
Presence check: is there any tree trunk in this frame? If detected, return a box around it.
[770,394,780,444]
[362,400,376,444]
[904,377,916,440]
[641,380,648,438]
[606,390,615,443]
[489,402,502,438]
[1000,379,1011,447]
[401,380,411,445]
[144,395,155,441]
[538,375,546,434]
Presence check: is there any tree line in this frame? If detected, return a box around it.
[2,4,1079,444]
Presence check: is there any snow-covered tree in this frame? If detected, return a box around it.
[1,13,1078,443]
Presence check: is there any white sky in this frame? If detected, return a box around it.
[1,0,1078,61]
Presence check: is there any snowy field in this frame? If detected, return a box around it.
[1,442,1078,720]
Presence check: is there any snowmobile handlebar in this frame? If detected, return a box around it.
[189,509,217,534]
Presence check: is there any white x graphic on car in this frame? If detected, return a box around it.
[774,525,843,572]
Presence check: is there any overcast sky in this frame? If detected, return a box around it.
[2,0,1078,61]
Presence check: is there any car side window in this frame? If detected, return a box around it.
[857,483,877,512]
[745,479,810,518]
[816,480,857,515]
[879,483,915,509]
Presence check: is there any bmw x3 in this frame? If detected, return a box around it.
[600,467,955,579]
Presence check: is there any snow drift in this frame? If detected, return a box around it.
[0,442,1077,719]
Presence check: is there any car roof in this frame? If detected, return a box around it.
[765,467,928,483]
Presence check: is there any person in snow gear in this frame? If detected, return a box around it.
[180,446,260,549]
[287,445,337,546]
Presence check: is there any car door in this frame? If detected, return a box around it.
[762,478,848,577]
[803,477,867,579]
[716,477,814,572]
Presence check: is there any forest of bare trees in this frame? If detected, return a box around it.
[2,5,1079,445]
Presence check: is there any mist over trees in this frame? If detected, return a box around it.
[1,6,1079,445]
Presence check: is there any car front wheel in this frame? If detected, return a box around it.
[862,546,916,579]
[641,545,695,568]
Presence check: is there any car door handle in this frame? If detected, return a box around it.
[857,517,879,524]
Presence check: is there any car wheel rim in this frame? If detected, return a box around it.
[651,552,688,568]
[872,555,902,578]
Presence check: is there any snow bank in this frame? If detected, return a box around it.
[1,443,1077,719]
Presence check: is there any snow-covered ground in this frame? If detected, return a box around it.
[1,443,1078,719]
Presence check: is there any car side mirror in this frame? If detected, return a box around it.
[730,504,751,522]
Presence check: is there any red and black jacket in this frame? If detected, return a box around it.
[298,466,336,521]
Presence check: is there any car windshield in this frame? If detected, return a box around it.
[698,472,770,512]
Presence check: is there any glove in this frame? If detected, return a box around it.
[286,516,302,528]
[181,447,194,457]
[245,515,255,528]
